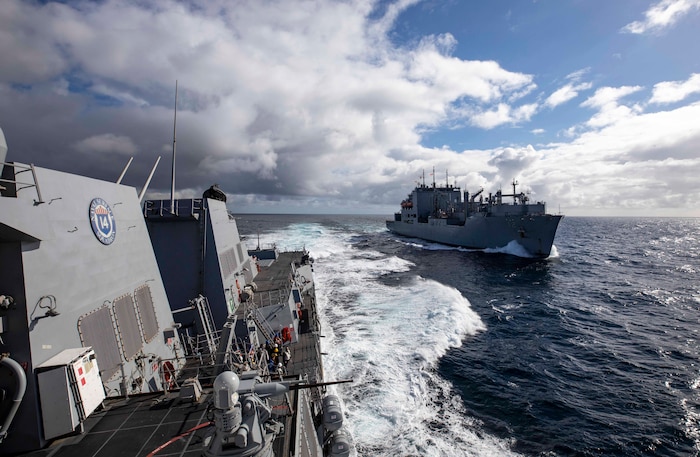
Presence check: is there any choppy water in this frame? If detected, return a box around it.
[235,215,700,456]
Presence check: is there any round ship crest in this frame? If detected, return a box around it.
[89,198,116,245]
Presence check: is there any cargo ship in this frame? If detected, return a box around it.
[386,175,562,258]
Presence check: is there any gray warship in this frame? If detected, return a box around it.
[387,174,562,258]
[0,125,352,457]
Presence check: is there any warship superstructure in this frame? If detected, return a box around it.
[0,126,351,457]
[387,175,562,258]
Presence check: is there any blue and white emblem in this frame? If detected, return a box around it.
[89,198,116,245]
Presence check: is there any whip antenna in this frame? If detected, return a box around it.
[170,80,178,213]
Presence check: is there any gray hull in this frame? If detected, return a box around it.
[386,213,562,258]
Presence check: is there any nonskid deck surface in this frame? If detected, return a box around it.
[17,392,212,457]
[250,251,301,294]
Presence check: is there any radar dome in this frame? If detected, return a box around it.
[213,371,240,409]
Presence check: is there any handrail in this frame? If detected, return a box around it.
[0,162,44,204]
[143,198,204,218]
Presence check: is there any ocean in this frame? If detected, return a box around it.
[234,214,700,457]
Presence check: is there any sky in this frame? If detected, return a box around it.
[1,0,700,216]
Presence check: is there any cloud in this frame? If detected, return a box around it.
[580,86,644,128]
[0,0,537,199]
[407,35,535,105]
[544,69,592,109]
[581,86,642,109]
[1,0,699,217]
[621,0,700,34]
[469,102,538,129]
[73,133,138,156]
[536,101,700,215]
[545,82,593,109]
[565,68,591,81]
[487,145,541,182]
[650,73,700,104]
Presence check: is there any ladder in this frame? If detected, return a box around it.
[247,304,276,344]
[192,295,219,363]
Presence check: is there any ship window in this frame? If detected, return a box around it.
[78,306,121,382]
[135,285,159,343]
[113,294,144,360]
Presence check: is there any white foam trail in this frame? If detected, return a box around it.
[251,222,521,456]
[548,244,559,259]
[483,240,533,258]
[676,375,700,452]
[396,236,555,260]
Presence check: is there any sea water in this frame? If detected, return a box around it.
[235,215,700,456]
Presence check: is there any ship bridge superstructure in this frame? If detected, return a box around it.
[395,179,549,226]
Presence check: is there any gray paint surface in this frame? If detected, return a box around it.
[0,163,185,453]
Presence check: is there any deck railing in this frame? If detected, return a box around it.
[0,162,44,204]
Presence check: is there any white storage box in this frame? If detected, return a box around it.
[36,347,105,439]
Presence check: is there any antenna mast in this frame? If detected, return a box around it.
[170,80,178,214]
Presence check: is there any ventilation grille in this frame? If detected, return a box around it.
[113,294,143,360]
[135,285,158,343]
[78,306,121,382]
[219,247,238,279]
[236,243,245,267]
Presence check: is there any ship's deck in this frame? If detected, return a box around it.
[13,251,326,457]
[17,391,211,457]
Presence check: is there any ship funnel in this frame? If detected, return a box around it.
[0,127,7,165]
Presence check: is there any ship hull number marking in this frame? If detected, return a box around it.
[89,198,116,245]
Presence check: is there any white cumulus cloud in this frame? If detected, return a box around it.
[621,0,700,34]
[650,73,700,104]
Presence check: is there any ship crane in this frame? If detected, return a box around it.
[470,188,484,202]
